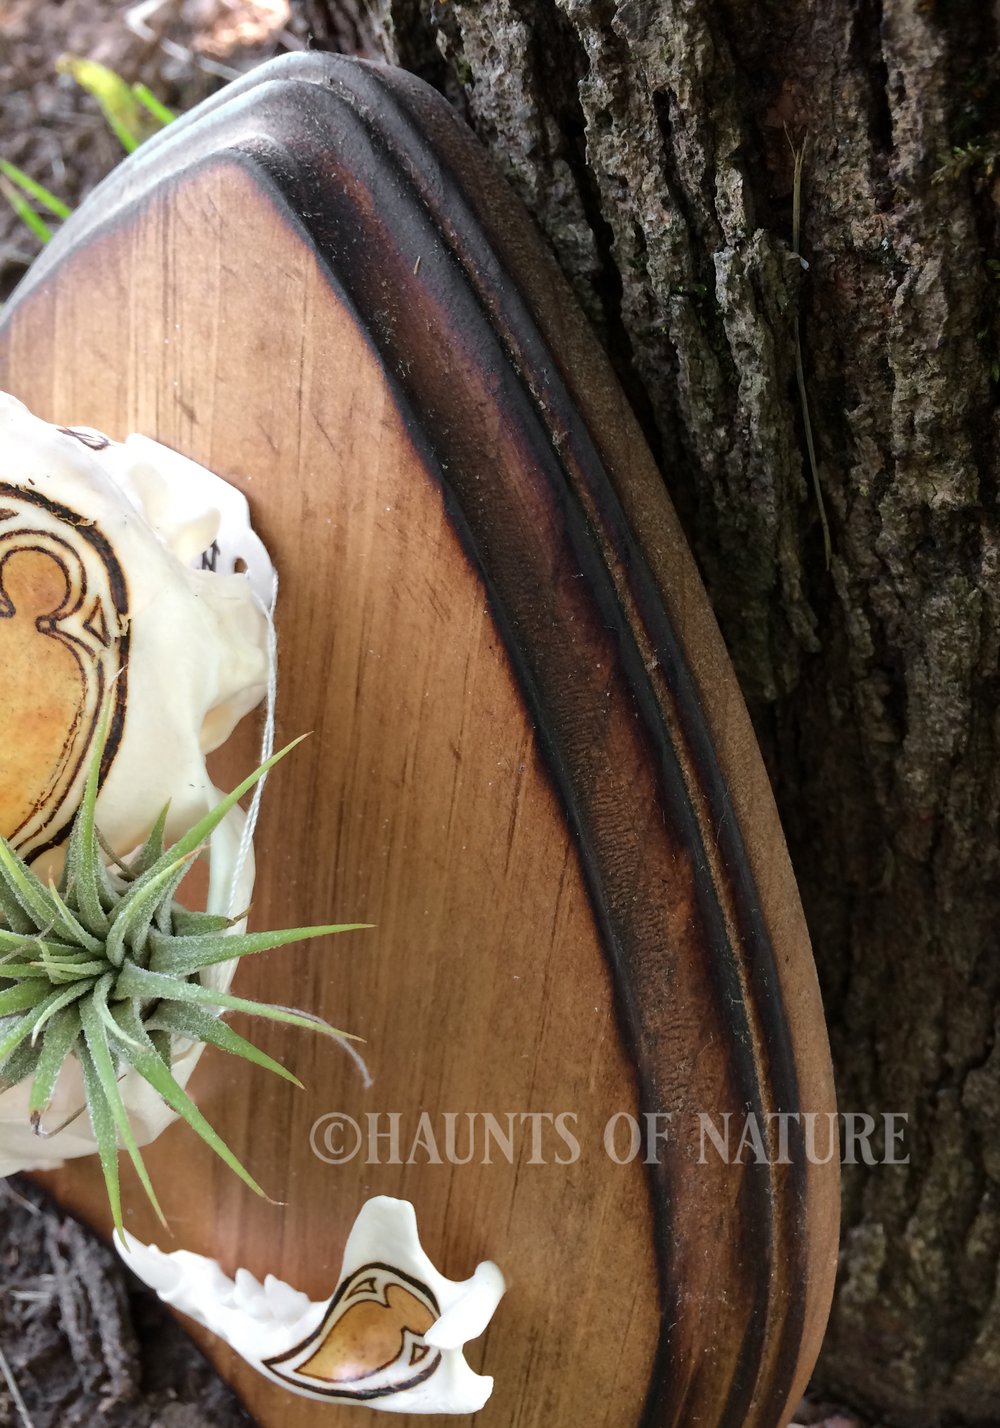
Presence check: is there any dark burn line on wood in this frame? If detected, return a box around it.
[331,58,811,1426]
[235,67,803,1426]
[357,48,810,1148]
[251,68,759,1402]
[2,53,814,1426]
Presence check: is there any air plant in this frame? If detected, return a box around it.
[0,711,363,1239]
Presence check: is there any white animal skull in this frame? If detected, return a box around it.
[0,391,274,1174]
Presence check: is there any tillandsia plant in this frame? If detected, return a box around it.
[0,711,364,1239]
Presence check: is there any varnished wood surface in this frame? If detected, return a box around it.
[0,55,839,1428]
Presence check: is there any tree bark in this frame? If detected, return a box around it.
[299,2,1000,1423]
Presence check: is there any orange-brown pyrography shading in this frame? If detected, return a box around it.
[297,1281,435,1384]
[0,546,82,836]
[0,495,126,860]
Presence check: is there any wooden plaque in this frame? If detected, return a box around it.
[0,54,838,1428]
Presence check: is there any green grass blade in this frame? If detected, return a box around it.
[57,57,142,153]
[145,1001,303,1088]
[0,158,71,219]
[106,113,138,154]
[148,922,370,976]
[132,83,175,127]
[0,175,52,243]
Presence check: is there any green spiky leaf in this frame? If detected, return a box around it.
[77,1039,123,1235]
[0,716,364,1235]
[145,1001,303,1089]
[29,1007,82,1118]
[79,993,166,1231]
[147,920,371,977]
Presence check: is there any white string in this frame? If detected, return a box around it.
[338,1036,375,1090]
[223,565,373,1090]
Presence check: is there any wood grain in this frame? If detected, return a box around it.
[0,54,839,1428]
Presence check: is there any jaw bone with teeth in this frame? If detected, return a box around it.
[0,391,274,1173]
[119,1196,506,1415]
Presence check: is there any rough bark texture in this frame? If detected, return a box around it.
[298,2,1000,1424]
[0,1180,252,1426]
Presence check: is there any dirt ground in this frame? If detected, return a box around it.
[0,0,312,299]
[0,1178,252,1427]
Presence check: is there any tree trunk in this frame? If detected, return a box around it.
[299,2,1000,1424]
